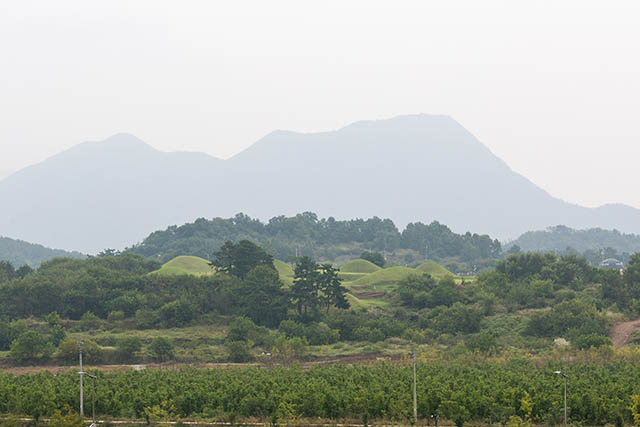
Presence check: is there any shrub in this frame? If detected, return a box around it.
[45,311,60,326]
[79,311,102,331]
[305,322,340,345]
[149,337,174,362]
[572,333,612,349]
[135,308,159,329]
[107,310,126,322]
[56,338,103,364]
[49,324,67,347]
[116,337,142,362]
[226,340,252,363]
[158,299,197,327]
[271,335,307,363]
[353,326,385,343]
[465,331,499,354]
[10,330,54,363]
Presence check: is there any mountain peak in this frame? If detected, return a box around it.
[84,132,156,153]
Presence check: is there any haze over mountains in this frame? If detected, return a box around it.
[1,114,639,254]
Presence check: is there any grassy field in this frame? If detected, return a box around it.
[150,255,213,276]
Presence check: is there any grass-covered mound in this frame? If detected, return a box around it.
[274,259,294,277]
[338,272,369,282]
[416,261,452,278]
[348,266,418,292]
[274,259,294,286]
[151,255,213,276]
[340,259,382,274]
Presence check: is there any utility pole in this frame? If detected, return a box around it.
[563,373,567,427]
[79,341,84,417]
[554,370,568,427]
[412,351,417,425]
[87,374,97,425]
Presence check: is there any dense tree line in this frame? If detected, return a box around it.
[131,212,502,264]
[2,243,640,367]
[508,225,640,259]
[2,360,640,425]
[0,243,352,364]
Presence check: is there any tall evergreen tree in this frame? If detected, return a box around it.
[290,256,320,315]
[210,240,274,279]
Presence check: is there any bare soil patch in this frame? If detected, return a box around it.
[610,317,640,348]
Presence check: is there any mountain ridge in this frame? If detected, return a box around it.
[1,114,639,253]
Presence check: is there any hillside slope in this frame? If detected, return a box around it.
[2,115,639,253]
[0,236,85,268]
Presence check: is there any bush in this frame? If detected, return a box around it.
[572,333,612,349]
[135,308,159,329]
[116,337,143,362]
[524,299,608,338]
[227,317,257,342]
[49,324,67,347]
[149,337,174,362]
[353,326,385,343]
[107,310,126,322]
[271,335,308,363]
[45,311,60,326]
[465,331,499,354]
[305,322,340,345]
[79,311,102,331]
[279,319,306,338]
[226,340,252,363]
[158,299,197,327]
[431,303,483,335]
[10,330,54,363]
[56,338,103,364]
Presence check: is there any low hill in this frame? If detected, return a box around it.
[153,256,296,285]
[132,212,502,268]
[416,261,453,278]
[349,266,418,290]
[152,256,213,276]
[0,236,85,268]
[340,259,382,274]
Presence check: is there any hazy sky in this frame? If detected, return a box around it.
[2,0,639,209]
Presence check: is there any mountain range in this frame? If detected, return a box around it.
[1,114,639,253]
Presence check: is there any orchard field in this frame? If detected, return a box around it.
[3,352,640,426]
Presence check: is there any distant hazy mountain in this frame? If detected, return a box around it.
[1,114,639,253]
[508,225,640,254]
[0,236,85,268]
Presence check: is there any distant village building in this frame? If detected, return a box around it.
[599,258,624,269]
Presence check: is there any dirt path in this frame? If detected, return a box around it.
[0,353,404,375]
[610,317,640,348]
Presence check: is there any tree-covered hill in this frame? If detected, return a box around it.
[0,236,84,268]
[130,212,502,267]
[508,225,640,262]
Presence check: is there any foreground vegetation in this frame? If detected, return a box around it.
[3,352,640,426]
[1,242,640,368]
